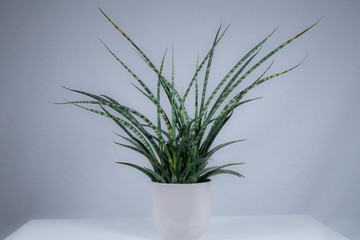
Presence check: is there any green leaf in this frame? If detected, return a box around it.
[201,97,262,154]
[205,139,247,158]
[183,24,230,103]
[99,8,188,126]
[199,163,245,181]
[200,24,222,113]
[179,157,211,182]
[195,54,200,120]
[185,166,218,183]
[199,169,245,181]
[171,45,176,139]
[157,49,168,133]
[116,162,166,183]
[99,8,159,74]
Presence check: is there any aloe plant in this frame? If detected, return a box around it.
[60,9,319,183]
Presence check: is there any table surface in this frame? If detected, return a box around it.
[5,215,349,240]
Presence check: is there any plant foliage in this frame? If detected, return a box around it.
[60,9,319,183]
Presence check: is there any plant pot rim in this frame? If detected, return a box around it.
[150,179,211,186]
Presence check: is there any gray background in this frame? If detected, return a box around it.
[1,0,359,239]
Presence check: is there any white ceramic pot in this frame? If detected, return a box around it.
[150,181,211,240]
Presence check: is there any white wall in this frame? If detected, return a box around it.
[1,0,359,239]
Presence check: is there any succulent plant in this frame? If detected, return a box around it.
[60,9,319,183]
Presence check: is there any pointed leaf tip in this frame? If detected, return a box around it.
[289,18,321,42]
[99,8,128,39]
[266,27,278,40]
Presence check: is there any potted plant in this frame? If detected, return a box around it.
[60,9,319,240]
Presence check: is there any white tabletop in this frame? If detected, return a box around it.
[5,215,349,240]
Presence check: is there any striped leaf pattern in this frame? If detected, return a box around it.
[60,9,319,183]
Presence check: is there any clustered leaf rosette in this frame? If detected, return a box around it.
[60,9,319,183]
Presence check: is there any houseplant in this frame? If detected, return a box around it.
[60,8,319,240]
